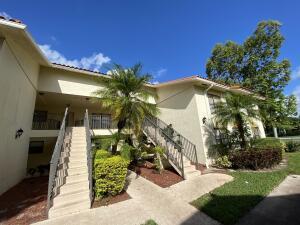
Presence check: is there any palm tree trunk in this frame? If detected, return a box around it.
[236,115,246,149]
[111,119,126,154]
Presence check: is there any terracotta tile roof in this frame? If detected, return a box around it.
[0,15,23,24]
[52,63,108,76]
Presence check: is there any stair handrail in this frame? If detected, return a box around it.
[147,116,199,168]
[84,109,93,206]
[143,117,185,178]
[47,107,68,214]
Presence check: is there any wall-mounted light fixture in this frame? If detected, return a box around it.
[202,117,207,125]
[15,128,24,139]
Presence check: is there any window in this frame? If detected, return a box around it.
[208,94,220,114]
[29,141,44,154]
[101,114,112,129]
[33,111,47,122]
[90,114,112,129]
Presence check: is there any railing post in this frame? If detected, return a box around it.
[194,145,199,170]
[180,146,184,179]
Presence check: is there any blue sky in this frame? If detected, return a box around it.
[1,0,300,109]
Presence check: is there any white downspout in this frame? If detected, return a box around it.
[202,84,214,168]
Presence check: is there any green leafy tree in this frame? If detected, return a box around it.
[94,63,159,154]
[206,20,297,136]
[213,93,260,149]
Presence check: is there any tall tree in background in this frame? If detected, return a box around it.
[206,20,297,136]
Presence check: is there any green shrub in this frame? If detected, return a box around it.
[251,138,286,152]
[94,149,111,159]
[286,141,300,152]
[92,136,113,150]
[94,156,129,198]
[215,155,232,168]
[229,148,282,170]
[153,146,164,155]
[120,143,136,162]
[141,219,158,225]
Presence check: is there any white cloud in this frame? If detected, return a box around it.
[39,44,110,71]
[291,66,300,80]
[155,68,167,78]
[151,81,160,85]
[293,85,300,113]
[0,11,12,19]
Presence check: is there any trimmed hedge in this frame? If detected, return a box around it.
[229,148,282,170]
[251,138,286,152]
[94,149,111,159]
[94,156,129,198]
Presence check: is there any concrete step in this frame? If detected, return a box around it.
[53,189,90,205]
[184,170,200,179]
[49,199,90,218]
[184,165,197,173]
[68,155,86,161]
[67,158,87,164]
[65,173,89,184]
[67,162,88,169]
[70,143,86,151]
[67,166,88,176]
[59,180,89,195]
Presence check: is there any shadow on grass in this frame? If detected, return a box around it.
[189,193,300,225]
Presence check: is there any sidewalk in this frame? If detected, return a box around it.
[237,175,300,225]
[33,172,232,225]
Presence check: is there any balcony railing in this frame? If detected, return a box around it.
[32,113,63,130]
[32,113,114,130]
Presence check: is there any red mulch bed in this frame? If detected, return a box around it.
[92,191,131,208]
[132,163,183,188]
[0,176,48,225]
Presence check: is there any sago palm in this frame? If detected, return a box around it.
[94,63,159,154]
[213,92,260,149]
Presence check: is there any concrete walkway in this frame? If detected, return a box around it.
[237,175,300,225]
[33,172,232,225]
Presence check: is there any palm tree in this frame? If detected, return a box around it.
[94,63,159,154]
[213,92,260,149]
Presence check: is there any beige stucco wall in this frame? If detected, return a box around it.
[38,67,105,97]
[0,39,39,194]
[156,83,207,165]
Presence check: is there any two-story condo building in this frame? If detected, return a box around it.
[0,17,265,204]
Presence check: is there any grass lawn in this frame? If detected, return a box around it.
[191,152,300,225]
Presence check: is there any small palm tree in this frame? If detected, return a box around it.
[213,92,260,149]
[94,63,159,154]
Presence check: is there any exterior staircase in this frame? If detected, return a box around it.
[142,116,200,179]
[48,127,90,218]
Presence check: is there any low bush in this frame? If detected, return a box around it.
[215,155,232,168]
[229,148,282,170]
[285,141,300,152]
[94,149,111,159]
[141,220,158,225]
[94,156,129,198]
[251,138,286,152]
